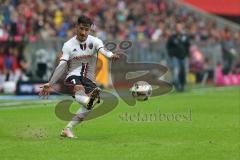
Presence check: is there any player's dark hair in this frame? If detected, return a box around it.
[77,15,93,27]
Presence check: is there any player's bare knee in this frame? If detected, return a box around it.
[74,85,85,92]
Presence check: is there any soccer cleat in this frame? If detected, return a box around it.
[87,88,101,110]
[60,128,76,138]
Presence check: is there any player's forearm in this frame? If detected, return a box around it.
[98,47,113,58]
[49,60,68,86]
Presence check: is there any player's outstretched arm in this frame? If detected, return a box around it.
[98,47,120,61]
[39,60,68,99]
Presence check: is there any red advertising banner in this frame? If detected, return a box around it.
[183,0,240,15]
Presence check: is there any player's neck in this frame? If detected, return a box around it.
[76,35,87,43]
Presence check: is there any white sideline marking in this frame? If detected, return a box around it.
[190,86,239,93]
[0,86,238,110]
[0,104,54,110]
[0,100,58,110]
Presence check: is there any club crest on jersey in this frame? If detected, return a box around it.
[88,43,93,49]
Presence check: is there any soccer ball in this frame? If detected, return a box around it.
[130,81,152,101]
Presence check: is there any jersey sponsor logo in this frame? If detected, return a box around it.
[71,54,94,60]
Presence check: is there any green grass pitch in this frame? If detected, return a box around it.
[0,87,239,160]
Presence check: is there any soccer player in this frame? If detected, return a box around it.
[39,15,120,138]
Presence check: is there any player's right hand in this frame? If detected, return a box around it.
[110,53,120,61]
[39,83,51,99]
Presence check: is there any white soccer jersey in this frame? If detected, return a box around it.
[60,35,106,81]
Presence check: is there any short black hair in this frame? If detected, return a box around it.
[77,15,93,27]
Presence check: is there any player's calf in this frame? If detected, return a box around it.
[73,85,101,110]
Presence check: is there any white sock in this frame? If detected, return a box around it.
[66,105,90,130]
[75,90,90,106]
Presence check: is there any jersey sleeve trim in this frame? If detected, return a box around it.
[97,47,104,53]
[60,59,68,62]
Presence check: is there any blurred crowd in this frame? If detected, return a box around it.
[0,0,239,43]
[0,0,240,92]
[0,42,29,91]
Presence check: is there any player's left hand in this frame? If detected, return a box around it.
[110,54,120,61]
[39,83,51,99]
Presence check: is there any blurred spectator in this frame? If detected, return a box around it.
[0,48,4,72]
[232,57,240,74]
[2,46,19,81]
[31,48,55,81]
[0,48,5,91]
[14,47,30,81]
[189,45,204,83]
[202,58,214,83]
[167,21,191,91]
[0,43,29,90]
[221,27,238,74]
